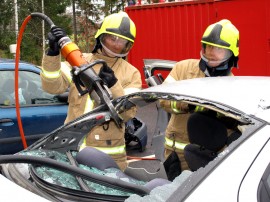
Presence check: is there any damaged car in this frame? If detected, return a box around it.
[0,59,269,202]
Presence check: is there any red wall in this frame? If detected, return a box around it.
[126,0,270,88]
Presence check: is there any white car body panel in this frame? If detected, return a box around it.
[143,76,270,121]
[239,130,270,201]
[185,126,270,202]
[0,174,49,201]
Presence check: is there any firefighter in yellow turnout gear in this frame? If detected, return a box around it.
[160,19,240,171]
[41,12,142,170]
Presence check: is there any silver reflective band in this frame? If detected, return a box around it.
[165,137,187,150]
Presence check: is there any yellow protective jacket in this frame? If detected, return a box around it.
[160,59,205,150]
[160,59,233,170]
[41,51,142,170]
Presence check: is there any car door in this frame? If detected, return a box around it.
[143,59,175,87]
[238,125,270,202]
[0,64,68,154]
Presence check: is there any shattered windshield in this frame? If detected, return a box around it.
[20,150,145,196]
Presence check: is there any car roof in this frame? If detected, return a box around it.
[0,58,40,72]
[141,76,270,121]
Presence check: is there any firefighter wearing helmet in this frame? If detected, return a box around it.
[41,12,142,170]
[160,19,240,173]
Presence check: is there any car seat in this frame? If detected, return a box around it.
[76,147,171,191]
[2,79,14,105]
[184,112,228,171]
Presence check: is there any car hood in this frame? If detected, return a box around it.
[138,76,270,122]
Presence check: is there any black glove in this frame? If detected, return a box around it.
[47,26,67,56]
[98,65,118,88]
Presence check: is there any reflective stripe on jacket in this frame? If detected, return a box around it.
[80,137,126,155]
[84,95,94,114]
[41,68,61,79]
[171,100,182,113]
[41,62,72,82]
[194,106,205,112]
[165,137,187,150]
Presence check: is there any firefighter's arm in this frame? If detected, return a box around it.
[123,69,142,95]
[160,99,189,114]
[159,66,189,114]
[98,68,135,121]
[115,99,137,122]
[41,55,71,94]
[109,81,125,98]
[115,68,141,121]
[119,105,137,122]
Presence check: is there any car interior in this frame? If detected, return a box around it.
[184,110,242,171]
[0,70,68,106]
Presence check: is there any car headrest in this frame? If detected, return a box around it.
[187,112,227,152]
[76,147,120,171]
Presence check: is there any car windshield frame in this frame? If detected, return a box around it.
[16,87,265,200]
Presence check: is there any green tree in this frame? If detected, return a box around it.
[0,0,128,63]
[103,0,126,14]
[75,0,103,52]
[0,0,72,65]
[0,0,16,58]
[18,0,72,65]
[74,0,126,53]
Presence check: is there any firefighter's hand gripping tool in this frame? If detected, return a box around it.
[72,60,123,128]
[31,12,123,128]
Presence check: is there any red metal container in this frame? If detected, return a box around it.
[126,0,270,88]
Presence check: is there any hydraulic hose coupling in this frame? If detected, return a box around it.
[58,36,88,67]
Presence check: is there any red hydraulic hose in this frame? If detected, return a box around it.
[14,15,32,149]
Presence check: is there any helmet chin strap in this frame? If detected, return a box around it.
[215,63,229,70]
[92,38,102,53]
[199,59,232,77]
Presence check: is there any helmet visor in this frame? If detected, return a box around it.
[200,45,232,67]
[100,34,133,57]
